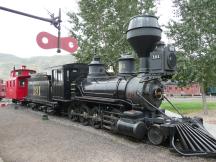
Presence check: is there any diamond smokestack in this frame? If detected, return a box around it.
[126,15,162,73]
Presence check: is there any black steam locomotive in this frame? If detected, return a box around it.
[25,15,216,156]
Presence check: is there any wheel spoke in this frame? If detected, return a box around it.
[148,125,165,145]
[79,105,89,126]
[90,107,101,129]
[68,106,79,122]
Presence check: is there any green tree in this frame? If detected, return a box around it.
[67,0,158,70]
[167,0,216,114]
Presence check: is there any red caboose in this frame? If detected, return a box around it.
[5,65,36,103]
[0,79,5,101]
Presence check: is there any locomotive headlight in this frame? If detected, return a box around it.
[169,45,175,52]
[167,53,176,69]
[154,88,163,100]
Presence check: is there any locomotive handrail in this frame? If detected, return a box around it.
[163,95,184,118]
[136,92,173,121]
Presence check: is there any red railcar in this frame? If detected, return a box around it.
[0,79,5,101]
[5,65,36,103]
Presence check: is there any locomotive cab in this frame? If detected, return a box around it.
[26,63,88,110]
[47,63,88,100]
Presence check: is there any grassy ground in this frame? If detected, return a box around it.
[161,101,216,114]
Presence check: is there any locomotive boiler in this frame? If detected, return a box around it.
[81,15,175,111]
[25,15,216,156]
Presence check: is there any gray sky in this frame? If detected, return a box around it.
[0,0,174,58]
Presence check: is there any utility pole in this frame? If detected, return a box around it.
[0,6,62,53]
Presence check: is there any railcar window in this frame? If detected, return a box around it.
[72,69,78,73]
[29,71,36,74]
[66,70,70,81]
[15,71,22,76]
[57,70,63,82]
[71,69,78,78]
[10,81,12,87]
[19,80,25,87]
[53,70,57,81]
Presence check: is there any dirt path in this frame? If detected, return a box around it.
[188,110,216,124]
[0,104,215,162]
[187,110,216,137]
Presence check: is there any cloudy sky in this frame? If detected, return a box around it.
[0,0,174,58]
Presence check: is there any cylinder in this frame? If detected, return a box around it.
[116,119,146,139]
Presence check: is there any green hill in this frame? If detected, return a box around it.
[0,53,76,80]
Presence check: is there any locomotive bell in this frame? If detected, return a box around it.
[127,15,162,58]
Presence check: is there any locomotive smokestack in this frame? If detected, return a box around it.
[126,15,162,73]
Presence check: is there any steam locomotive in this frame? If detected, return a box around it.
[24,15,216,156]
